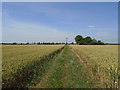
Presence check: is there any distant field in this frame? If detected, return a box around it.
[70,45,118,87]
[2,45,64,87]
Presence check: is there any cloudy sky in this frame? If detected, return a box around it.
[2,2,118,43]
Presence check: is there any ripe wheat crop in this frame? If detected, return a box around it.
[70,45,118,88]
[2,45,64,86]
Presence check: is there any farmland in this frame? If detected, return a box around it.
[2,45,118,88]
[70,45,118,88]
[2,45,64,87]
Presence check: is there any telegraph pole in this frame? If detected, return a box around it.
[66,37,68,44]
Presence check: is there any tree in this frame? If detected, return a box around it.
[13,42,17,45]
[97,40,105,45]
[26,42,29,44]
[52,42,54,44]
[90,39,98,45]
[98,40,101,43]
[37,42,40,44]
[75,35,105,45]
[75,35,83,44]
[71,42,74,44]
[84,36,92,45]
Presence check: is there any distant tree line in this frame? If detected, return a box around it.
[2,42,74,45]
[75,35,105,45]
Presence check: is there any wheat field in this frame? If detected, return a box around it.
[2,45,64,85]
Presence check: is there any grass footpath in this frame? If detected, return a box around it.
[34,45,95,88]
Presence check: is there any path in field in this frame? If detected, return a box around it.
[34,46,95,88]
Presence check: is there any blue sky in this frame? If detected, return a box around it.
[2,2,118,43]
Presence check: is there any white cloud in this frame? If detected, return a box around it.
[2,19,74,43]
[88,25,96,29]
